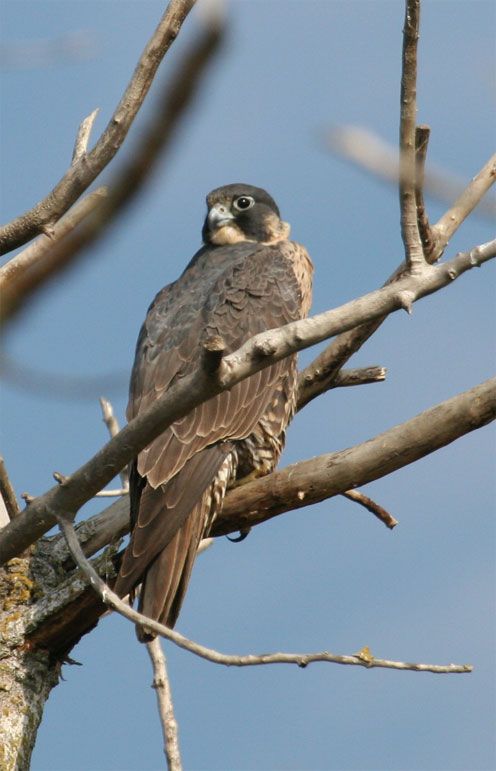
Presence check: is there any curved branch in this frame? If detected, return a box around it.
[56,514,472,675]
[0,240,494,564]
[0,0,196,255]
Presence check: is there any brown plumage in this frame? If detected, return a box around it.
[114,184,313,640]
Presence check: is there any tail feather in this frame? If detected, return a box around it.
[136,493,209,641]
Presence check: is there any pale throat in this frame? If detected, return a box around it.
[210,216,291,246]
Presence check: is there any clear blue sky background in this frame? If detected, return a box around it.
[1,1,495,769]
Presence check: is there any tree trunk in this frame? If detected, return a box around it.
[0,540,118,768]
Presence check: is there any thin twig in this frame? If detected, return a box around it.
[56,513,472,675]
[300,365,386,401]
[71,108,99,165]
[100,397,129,489]
[0,240,495,563]
[341,490,398,529]
[414,125,436,259]
[0,0,197,255]
[146,638,183,771]
[0,457,20,520]
[95,489,129,498]
[399,0,425,273]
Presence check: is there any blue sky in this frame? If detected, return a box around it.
[1,1,495,769]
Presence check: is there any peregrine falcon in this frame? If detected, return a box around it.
[114,184,313,640]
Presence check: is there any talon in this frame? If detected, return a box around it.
[226,528,251,543]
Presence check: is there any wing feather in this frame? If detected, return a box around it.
[117,239,313,628]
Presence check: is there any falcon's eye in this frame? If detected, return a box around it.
[233,195,255,212]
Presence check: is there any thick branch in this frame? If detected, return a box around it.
[0,240,494,564]
[0,0,196,255]
[214,377,496,534]
[44,375,496,570]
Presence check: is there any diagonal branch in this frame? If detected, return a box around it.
[341,490,397,530]
[0,239,494,564]
[19,376,496,577]
[431,152,496,258]
[298,149,495,410]
[0,0,196,255]
[0,16,223,325]
[0,188,107,290]
[214,377,496,533]
[2,241,496,559]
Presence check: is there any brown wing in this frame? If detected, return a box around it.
[114,240,312,631]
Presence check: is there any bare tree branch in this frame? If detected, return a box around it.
[213,377,496,534]
[99,397,129,491]
[0,457,20,520]
[298,145,495,409]
[327,366,387,388]
[327,128,496,221]
[45,375,496,573]
[71,108,99,165]
[146,639,183,771]
[341,490,398,530]
[0,0,197,255]
[414,125,436,259]
[399,0,425,272]
[0,240,494,564]
[56,514,472,675]
[0,188,107,289]
[0,17,223,325]
[431,153,496,258]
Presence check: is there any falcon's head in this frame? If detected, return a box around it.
[202,183,290,246]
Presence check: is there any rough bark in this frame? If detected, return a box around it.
[0,542,119,767]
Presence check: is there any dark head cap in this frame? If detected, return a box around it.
[202,183,289,246]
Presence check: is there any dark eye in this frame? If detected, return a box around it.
[233,195,255,211]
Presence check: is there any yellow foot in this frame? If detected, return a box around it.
[229,461,272,489]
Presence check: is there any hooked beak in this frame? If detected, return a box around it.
[207,202,234,231]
